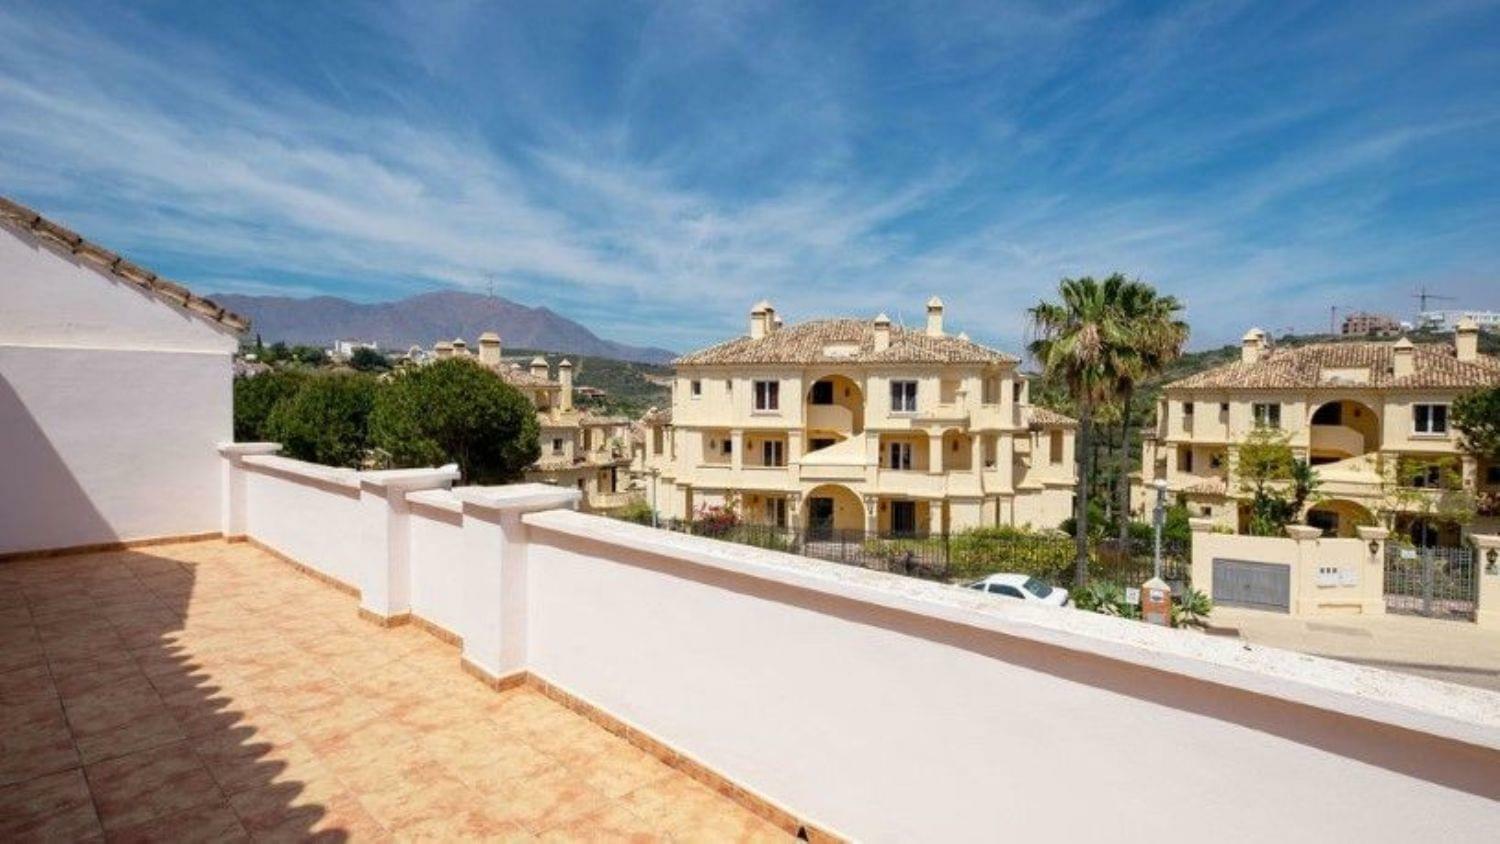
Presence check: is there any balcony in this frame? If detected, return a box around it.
[3,444,1496,840]
[805,403,854,433]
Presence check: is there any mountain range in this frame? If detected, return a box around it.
[210,291,675,364]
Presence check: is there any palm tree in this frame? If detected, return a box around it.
[1110,282,1188,549]
[1028,276,1136,587]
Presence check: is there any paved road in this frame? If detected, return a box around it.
[1205,606,1500,693]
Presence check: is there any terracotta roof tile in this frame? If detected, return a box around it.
[1165,341,1500,391]
[1026,406,1077,428]
[674,318,1017,366]
[0,195,250,333]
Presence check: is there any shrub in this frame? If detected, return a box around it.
[233,369,307,441]
[947,527,1075,583]
[1171,588,1213,627]
[349,346,390,372]
[614,498,656,525]
[263,373,378,467]
[370,358,539,483]
[1071,581,1141,620]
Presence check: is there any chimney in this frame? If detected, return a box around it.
[770,312,783,333]
[558,359,574,411]
[1456,317,1479,362]
[530,355,549,380]
[478,331,502,366]
[1392,336,1415,378]
[926,296,945,337]
[873,313,891,352]
[749,300,771,340]
[1240,328,1264,365]
[434,341,454,360]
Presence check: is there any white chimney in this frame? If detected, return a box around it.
[1240,328,1265,365]
[1392,336,1415,378]
[478,331,502,366]
[749,300,771,339]
[530,355,550,380]
[873,313,891,352]
[558,359,574,411]
[434,341,454,360]
[771,312,783,333]
[1456,317,1479,362]
[926,296,945,337]
[451,337,468,357]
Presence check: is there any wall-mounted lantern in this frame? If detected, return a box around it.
[1368,539,1380,557]
[1487,547,1498,575]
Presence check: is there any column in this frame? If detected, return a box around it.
[1355,525,1389,615]
[217,442,282,539]
[928,433,944,475]
[970,434,984,476]
[1473,534,1500,630]
[455,484,582,684]
[730,429,744,472]
[862,495,878,534]
[1188,518,1216,595]
[356,465,461,624]
[1286,524,1322,615]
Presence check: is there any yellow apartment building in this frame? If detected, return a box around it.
[635,298,1077,535]
[1137,320,1500,543]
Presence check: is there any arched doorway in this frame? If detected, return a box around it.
[806,374,864,451]
[1304,499,1375,537]
[1308,400,1379,465]
[803,483,864,538]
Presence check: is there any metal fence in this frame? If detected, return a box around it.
[641,517,1190,590]
[1384,543,1477,621]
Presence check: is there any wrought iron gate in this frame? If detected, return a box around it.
[1384,543,1477,621]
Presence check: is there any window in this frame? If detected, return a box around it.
[1178,447,1193,473]
[769,497,788,528]
[891,500,917,534]
[1487,465,1500,485]
[1252,403,1281,429]
[551,438,564,455]
[989,584,1024,599]
[1012,382,1023,402]
[810,381,834,405]
[761,440,784,467]
[888,441,913,470]
[1219,402,1230,414]
[891,380,918,413]
[1410,463,1442,488]
[1413,403,1448,435]
[1022,578,1054,600]
[753,380,780,412]
[1210,452,1224,470]
[689,379,702,399]
[722,438,733,456]
[981,377,999,405]
[1049,430,1063,465]
[1182,401,1194,416]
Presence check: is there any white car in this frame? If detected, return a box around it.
[966,573,1070,606]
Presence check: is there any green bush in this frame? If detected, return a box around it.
[947,527,1075,583]
[370,358,539,483]
[233,370,308,441]
[614,498,656,525]
[263,373,378,467]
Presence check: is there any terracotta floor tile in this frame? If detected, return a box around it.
[537,802,667,843]
[194,732,327,798]
[575,746,678,800]
[0,767,102,842]
[74,708,187,766]
[104,798,248,844]
[229,788,387,843]
[84,740,225,831]
[354,771,476,832]
[0,664,57,706]
[0,641,46,674]
[53,661,146,701]
[495,765,614,834]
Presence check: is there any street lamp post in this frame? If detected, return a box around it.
[1152,478,1169,581]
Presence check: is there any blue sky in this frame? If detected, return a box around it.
[2,1,1497,353]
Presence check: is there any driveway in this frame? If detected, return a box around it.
[1205,607,1500,693]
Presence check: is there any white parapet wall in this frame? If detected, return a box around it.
[220,446,1500,842]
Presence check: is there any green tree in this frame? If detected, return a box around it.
[1386,455,1475,546]
[233,369,307,441]
[1108,281,1188,548]
[349,346,390,372]
[1235,428,1320,535]
[263,373,378,467]
[1453,386,1500,460]
[1029,276,1135,587]
[370,358,539,483]
[290,345,329,366]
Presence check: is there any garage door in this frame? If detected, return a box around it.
[1212,558,1289,612]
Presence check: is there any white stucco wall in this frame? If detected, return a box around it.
[0,223,238,555]
[407,494,471,636]
[519,515,1500,841]
[240,456,364,589]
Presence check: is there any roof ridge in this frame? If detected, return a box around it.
[0,195,250,333]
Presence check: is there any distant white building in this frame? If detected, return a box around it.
[0,196,246,555]
[1417,310,1500,332]
[332,338,379,358]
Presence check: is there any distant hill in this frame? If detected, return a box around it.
[212,290,675,364]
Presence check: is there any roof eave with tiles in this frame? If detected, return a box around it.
[1163,342,1500,392]
[0,195,251,334]
[673,318,1018,367]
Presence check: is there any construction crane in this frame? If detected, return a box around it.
[1412,286,1454,312]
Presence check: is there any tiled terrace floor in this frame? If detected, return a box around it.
[1,540,792,841]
